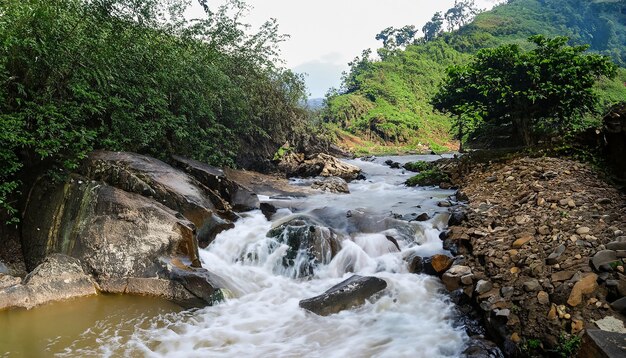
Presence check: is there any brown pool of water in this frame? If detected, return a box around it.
[0,294,183,357]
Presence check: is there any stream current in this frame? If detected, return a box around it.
[1,155,468,357]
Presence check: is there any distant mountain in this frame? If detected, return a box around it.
[306,98,325,110]
[323,0,626,148]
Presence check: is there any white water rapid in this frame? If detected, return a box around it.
[60,155,469,357]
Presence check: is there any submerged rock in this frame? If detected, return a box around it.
[0,254,97,310]
[299,275,387,316]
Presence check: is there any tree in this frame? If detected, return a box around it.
[422,12,444,42]
[433,35,618,146]
[376,25,418,50]
[444,0,482,32]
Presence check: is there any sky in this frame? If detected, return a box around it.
[191,1,501,98]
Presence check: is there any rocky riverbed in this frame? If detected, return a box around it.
[439,155,626,357]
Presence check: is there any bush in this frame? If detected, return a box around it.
[405,168,449,186]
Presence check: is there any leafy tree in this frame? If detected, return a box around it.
[433,35,618,146]
[422,12,444,42]
[444,0,483,32]
[376,25,418,50]
[0,0,311,222]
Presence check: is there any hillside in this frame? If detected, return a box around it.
[323,0,626,152]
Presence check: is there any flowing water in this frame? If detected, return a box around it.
[1,155,468,357]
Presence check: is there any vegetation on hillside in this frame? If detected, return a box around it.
[0,0,313,222]
[434,35,617,147]
[323,0,626,150]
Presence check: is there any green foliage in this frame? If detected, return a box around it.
[322,0,626,151]
[433,35,618,146]
[403,161,434,172]
[556,334,581,358]
[0,0,309,221]
[405,168,449,187]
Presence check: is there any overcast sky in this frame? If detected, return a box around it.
[191,1,500,98]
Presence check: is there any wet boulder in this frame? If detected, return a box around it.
[0,254,97,310]
[299,275,387,316]
[267,215,341,277]
[278,153,361,181]
[172,155,260,212]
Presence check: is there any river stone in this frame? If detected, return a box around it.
[567,273,598,307]
[278,153,361,181]
[546,244,566,265]
[607,237,626,251]
[523,279,541,292]
[426,254,454,275]
[579,329,626,358]
[267,215,340,277]
[475,280,493,295]
[0,254,97,310]
[299,275,387,316]
[463,337,504,358]
[512,235,533,248]
[311,177,349,194]
[551,271,575,282]
[442,265,472,291]
[592,250,619,271]
[171,155,260,212]
[611,297,626,314]
[576,227,591,235]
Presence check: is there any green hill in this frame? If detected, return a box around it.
[323,0,626,152]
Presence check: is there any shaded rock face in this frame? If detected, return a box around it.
[0,254,97,310]
[278,153,361,181]
[603,103,626,180]
[267,216,341,277]
[22,178,198,276]
[299,275,387,316]
[580,329,626,358]
[172,155,260,212]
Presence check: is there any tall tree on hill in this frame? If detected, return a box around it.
[422,12,444,42]
[433,35,618,146]
[444,0,482,31]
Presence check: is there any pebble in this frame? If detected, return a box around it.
[537,291,550,305]
[576,227,590,235]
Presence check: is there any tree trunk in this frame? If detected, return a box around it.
[513,115,532,147]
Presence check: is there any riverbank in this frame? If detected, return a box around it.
[442,154,626,356]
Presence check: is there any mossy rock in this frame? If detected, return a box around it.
[403,161,434,172]
[405,168,450,187]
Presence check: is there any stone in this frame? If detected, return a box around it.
[594,316,626,334]
[267,215,341,277]
[461,274,474,285]
[551,271,575,282]
[407,254,424,274]
[299,275,387,316]
[501,286,514,299]
[447,210,467,226]
[415,213,430,222]
[538,226,550,235]
[546,244,566,265]
[486,176,497,183]
[579,329,626,358]
[510,333,521,343]
[0,254,97,310]
[592,250,619,272]
[567,273,598,307]
[428,254,454,274]
[278,153,362,181]
[607,237,626,251]
[462,337,504,358]
[475,280,493,295]
[548,304,557,320]
[567,199,576,208]
[537,291,550,305]
[0,274,21,290]
[576,227,591,235]
[512,235,533,248]
[442,265,472,292]
[311,177,350,194]
[610,297,626,314]
[571,319,584,334]
[524,279,541,292]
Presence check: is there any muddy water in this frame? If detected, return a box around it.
[0,295,182,357]
[1,155,467,357]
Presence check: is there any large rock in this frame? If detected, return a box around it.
[278,153,361,181]
[311,177,350,194]
[172,155,260,212]
[0,254,97,310]
[22,178,200,275]
[579,329,626,358]
[19,178,223,307]
[299,275,387,316]
[267,215,341,277]
[81,151,233,245]
[567,273,598,307]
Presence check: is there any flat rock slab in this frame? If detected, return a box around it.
[592,250,619,271]
[579,329,626,358]
[299,275,387,316]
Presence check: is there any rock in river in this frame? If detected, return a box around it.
[299,275,387,316]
